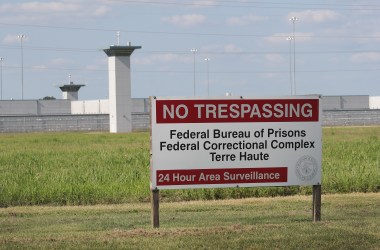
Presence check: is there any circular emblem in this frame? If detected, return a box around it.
[295,155,318,181]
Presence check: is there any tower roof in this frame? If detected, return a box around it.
[103,45,142,57]
[59,82,85,92]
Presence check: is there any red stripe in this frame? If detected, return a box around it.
[156,167,287,186]
[156,99,319,124]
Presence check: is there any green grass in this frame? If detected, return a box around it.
[0,132,150,206]
[0,127,379,206]
[322,127,380,193]
[0,193,379,249]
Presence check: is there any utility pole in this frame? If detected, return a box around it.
[0,57,4,100]
[286,37,293,95]
[289,17,298,95]
[190,48,197,96]
[205,58,210,97]
[18,34,26,100]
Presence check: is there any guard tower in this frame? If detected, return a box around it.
[58,81,85,100]
[104,44,141,133]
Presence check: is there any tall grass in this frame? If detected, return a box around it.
[0,132,150,206]
[0,127,379,206]
[322,127,380,193]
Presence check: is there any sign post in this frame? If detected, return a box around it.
[151,189,160,228]
[313,184,322,222]
[150,96,322,228]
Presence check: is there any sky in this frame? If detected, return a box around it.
[0,0,379,100]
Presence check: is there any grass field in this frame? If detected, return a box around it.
[0,193,379,249]
[0,127,379,206]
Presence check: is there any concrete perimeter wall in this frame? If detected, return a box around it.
[0,114,109,133]
[323,95,370,110]
[0,100,71,115]
[0,113,150,133]
[1,110,380,133]
[323,109,380,126]
[1,96,379,132]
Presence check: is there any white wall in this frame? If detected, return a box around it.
[0,100,71,115]
[71,100,109,114]
[369,96,380,109]
[323,95,369,110]
[132,98,149,112]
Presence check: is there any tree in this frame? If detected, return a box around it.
[42,96,56,100]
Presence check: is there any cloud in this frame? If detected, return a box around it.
[223,44,243,53]
[350,52,380,63]
[3,34,29,44]
[9,2,79,13]
[372,32,380,42]
[50,58,74,66]
[30,57,75,72]
[84,65,101,71]
[265,54,284,64]
[265,32,313,44]
[162,14,206,27]
[134,53,192,65]
[132,57,153,65]
[288,10,341,23]
[92,5,109,16]
[158,53,191,63]
[226,14,268,26]
[259,73,280,79]
[200,43,243,54]
[84,58,107,70]
[31,65,48,71]
[0,1,110,22]
[191,0,218,8]
[103,0,217,8]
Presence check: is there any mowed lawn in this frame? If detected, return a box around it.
[0,193,379,249]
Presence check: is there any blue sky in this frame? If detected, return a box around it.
[0,0,379,100]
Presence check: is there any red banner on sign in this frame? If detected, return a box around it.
[156,99,319,124]
[156,167,287,186]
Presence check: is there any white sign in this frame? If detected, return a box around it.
[150,96,322,190]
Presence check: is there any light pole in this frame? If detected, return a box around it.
[190,48,197,96]
[18,34,26,100]
[0,57,4,100]
[289,17,298,95]
[204,58,210,97]
[286,37,293,95]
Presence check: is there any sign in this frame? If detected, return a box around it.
[150,96,322,190]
